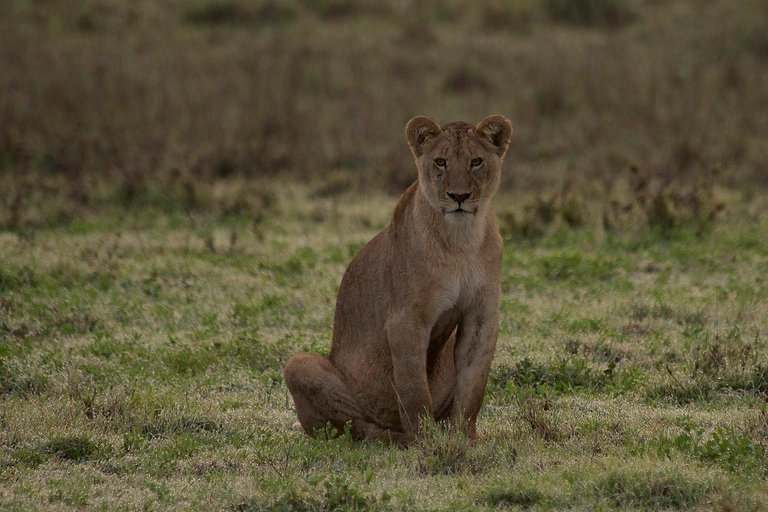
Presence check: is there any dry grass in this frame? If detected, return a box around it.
[1,0,767,231]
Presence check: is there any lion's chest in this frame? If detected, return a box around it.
[430,256,486,323]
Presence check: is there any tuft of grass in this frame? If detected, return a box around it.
[638,426,768,477]
[138,418,223,440]
[414,420,474,476]
[216,331,295,374]
[545,0,636,28]
[0,266,37,293]
[480,480,548,509]
[10,447,47,468]
[234,473,389,511]
[515,393,564,442]
[498,189,586,241]
[537,251,618,282]
[184,1,296,27]
[628,168,724,236]
[474,0,535,33]
[318,474,376,511]
[0,359,50,397]
[162,345,218,376]
[490,357,631,395]
[39,435,106,463]
[579,461,718,509]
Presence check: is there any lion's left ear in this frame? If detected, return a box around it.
[475,115,513,159]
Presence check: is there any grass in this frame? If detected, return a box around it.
[2,0,768,231]
[1,181,767,509]
[1,0,768,509]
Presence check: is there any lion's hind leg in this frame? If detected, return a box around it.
[283,353,407,444]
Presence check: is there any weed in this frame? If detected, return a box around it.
[162,345,218,376]
[184,2,256,26]
[47,477,92,507]
[515,393,563,442]
[10,447,47,468]
[629,168,725,236]
[415,420,473,475]
[490,357,627,395]
[537,252,617,283]
[640,426,768,477]
[234,486,317,512]
[0,359,50,397]
[319,474,373,510]
[498,188,587,241]
[480,480,547,509]
[138,418,223,440]
[474,0,535,33]
[39,435,106,462]
[0,266,37,292]
[583,462,716,509]
[545,0,636,28]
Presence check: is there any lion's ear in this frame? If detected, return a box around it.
[405,116,442,158]
[475,115,513,159]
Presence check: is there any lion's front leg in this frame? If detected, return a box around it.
[387,312,433,442]
[449,298,499,439]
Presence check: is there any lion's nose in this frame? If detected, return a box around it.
[447,192,471,205]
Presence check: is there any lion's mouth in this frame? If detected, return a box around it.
[446,207,475,215]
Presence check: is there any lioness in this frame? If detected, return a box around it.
[284,115,512,444]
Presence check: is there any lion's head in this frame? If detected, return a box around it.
[406,115,512,217]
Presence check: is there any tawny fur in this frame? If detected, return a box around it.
[284,115,513,444]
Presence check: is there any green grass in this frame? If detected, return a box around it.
[1,182,767,510]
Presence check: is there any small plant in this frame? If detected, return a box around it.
[321,474,371,510]
[475,0,535,33]
[515,393,562,442]
[185,2,250,25]
[641,426,767,476]
[537,251,617,282]
[491,357,619,394]
[498,187,586,241]
[39,435,105,462]
[629,167,724,236]
[415,419,473,475]
[0,359,50,397]
[480,480,548,509]
[545,0,636,28]
[586,462,714,509]
[10,447,47,468]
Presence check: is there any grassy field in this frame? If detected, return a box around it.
[2,0,768,509]
[1,181,767,510]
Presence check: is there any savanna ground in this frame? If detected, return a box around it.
[2,0,768,510]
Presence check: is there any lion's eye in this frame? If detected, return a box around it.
[434,158,447,168]
[471,157,483,167]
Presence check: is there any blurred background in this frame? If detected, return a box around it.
[1,0,766,230]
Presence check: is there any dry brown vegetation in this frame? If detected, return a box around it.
[1,0,767,232]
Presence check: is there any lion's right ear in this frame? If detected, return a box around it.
[405,116,442,158]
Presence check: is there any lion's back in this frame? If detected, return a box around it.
[329,227,393,362]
